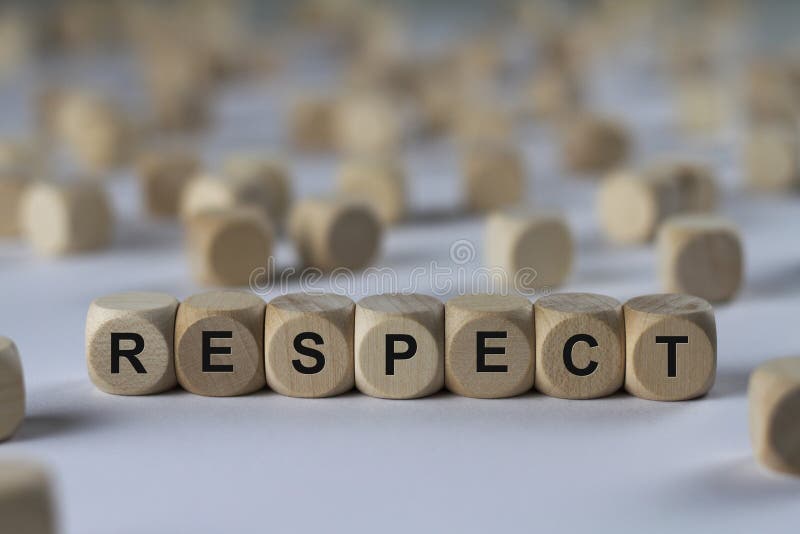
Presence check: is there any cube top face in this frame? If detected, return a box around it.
[536,293,620,316]
[91,292,177,313]
[181,291,264,314]
[269,293,353,314]
[624,294,716,401]
[358,294,441,318]
[0,461,55,534]
[0,337,25,441]
[445,294,534,398]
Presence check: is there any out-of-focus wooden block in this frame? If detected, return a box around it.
[676,76,729,133]
[462,143,525,213]
[657,215,743,303]
[0,461,56,534]
[534,293,624,399]
[454,104,512,146]
[224,155,293,227]
[485,210,574,292]
[289,96,337,152]
[175,291,266,397]
[186,208,274,287]
[20,180,114,256]
[86,292,179,395]
[0,174,29,238]
[744,125,800,192]
[624,294,716,401]
[749,356,800,476]
[445,294,534,398]
[288,196,383,271]
[355,294,444,399]
[562,115,630,174]
[337,157,406,224]
[0,337,24,442]
[137,149,199,217]
[265,293,355,398]
[650,161,717,213]
[335,93,402,155]
[528,66,581,120]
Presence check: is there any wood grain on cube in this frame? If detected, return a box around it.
[265,293,355,398]
[462,143,525,213]
[175,291,266,396]
[289,197,383,271]
[355,294,444,399]
[0,461,56,534]
[624,294,716,401]
[86,292,179,395]
[0,337,24,441]
[534,293,624,399]
[186,208,274,287]
[337,157,407,224]
[485,210,573,291]
[20,180,114,256]
[137,149,199,217]
[563,114,630,174]
[445,294,534,398]
[657,215,743,303]
[749,357,800,476]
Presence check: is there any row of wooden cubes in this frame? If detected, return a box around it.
[86,291,717,401]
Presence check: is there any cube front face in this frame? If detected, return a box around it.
[0,338,25,442]
[0,462,56,534]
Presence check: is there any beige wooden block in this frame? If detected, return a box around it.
[0,174,29,237]
[562,115,630,174]
[0,337,24,442]
[175,291,266,397]
[335,93,401,155]
[454,104,513,146]
[265,293,355,398]
[137,149,199,217]
[657,215,743,303]
[288,196,382,271]
[85,292,179,395]
[186,208,274,287]
[289,96,336,152]
[744,125,800,192]
[224,155,293,226]
[20,180,114,256]
[445,294,534,398]
[749,356,800,476]
[462,143,525,213]
[337,157,407,224]
[528,67,581,120]
[355,294,444,399]
[485,210,573,292]
[676,76,729,133]
[534,293,624,399]
[624,294,716,401]
[0,461,56,534]
[650,161,717,213]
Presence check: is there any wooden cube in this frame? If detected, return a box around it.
[534,293,624,399]
[454,104,513,146]
[289,96,336,152]
[265,293,355,398]
[749,356,800,476]
[562,115,630,174]
[186,208,274,287]
[137,149,199,217]
[462,143,525,213]
[528,66,581,120]
[676,76,728,133]
[624,294,716,401]
[175,291,266,396]
[445,294,534,398]
[223,155,293,227]
[355,294,444,399]
[657,215,743,303]
[0,337,24,442]
[86,292,179,395]
[288,196,383,271]
[335,93,401,155]
[0,173,29,238]
[0,461,56,534]
[20,180,114,256]
[337,157,407,225]
[485,210,574,292]
[744,125,800,192]
[650,161,717,213]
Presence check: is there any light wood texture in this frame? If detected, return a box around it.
[454,104,512,146]
[355,294,444,399]
[86,292,179,395]
[186,208,274,287]
[0,337,24,442]
[289,96,336,152]
[0,461,56,534]
[649,161,717,213]
[749,356,800,476]
[676,76,728,133]
[445,294,534,398]
[562,115,630,174]
[534,293,624,399]
[744,125,800,192]
[136,149,199,217]
[265,293,355,398]
[657,215,743,303]
[335,93,401,155]
[0,173,29,237]
[462,143,525,213]
[337,157,407,224]
[175,291,266,396]
[20,180,114,256]
[624,294,716,401]
[289,196,383,271]
[485,210,574,292]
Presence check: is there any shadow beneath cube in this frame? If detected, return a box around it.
[707,367,752,399]
[13,412,98,443]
